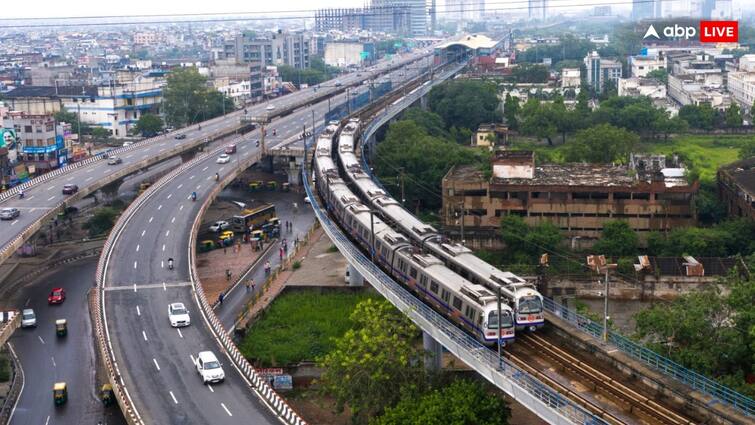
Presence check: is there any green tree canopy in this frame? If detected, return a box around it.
[645,69,668,84]
[133,113,163,136]
[427,80,499,131]
[562,123,639,163]
[634,274,755,397]
[499,215,562,262]
[593,220,638,257]
[318,298,425,423]
[163,67,234,127]
[509,63,549,83]
[83,207,119,237]
[503,94,520,130]
[375,120,482,209]
[724,104,743,128]
[372,379,511,425]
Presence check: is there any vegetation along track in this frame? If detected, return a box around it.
[506,333,696,425]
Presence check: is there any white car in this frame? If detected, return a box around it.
[216,154,231,164]
[21,309,36,327]
[304,196,311,204]
[209,220,230,232]
[265,104,275,111]
[122,141,133,147]
[195,351,225,384]
[168,302,190,327]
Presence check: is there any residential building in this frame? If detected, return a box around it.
[133,32,159,46]
[215,79,251,107]
[371,0,426,36]
[314,8,366,32]
[726,54,755,114]
[717,158,755,220]
[528,0,548,21]
[630,54,666,78]
[632,0,655,19]
[472,124,509,150]
[1,111,66,171]
[618,77,667,99]
[441,151,697,245]
[224,30,310,70]
[446,0,485,21]
[584,51,622,93]
[560,68,581,89]
[668,73,731,109]
[324,42,375,68]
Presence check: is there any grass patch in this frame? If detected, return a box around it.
[645,134,752,183]
[327,245,338,253]
[240,290,378,366]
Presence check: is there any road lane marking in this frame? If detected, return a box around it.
[190,354,195,364]
[153,358,160,370]
[169,391,178,404]
[165,230,170,237]
[143,330,148,341]
[179,205,184,211]
[47,196,55,201]
[136,244,140,252]
[134,261,138,269]
[47,186,54,191]
[157,204,162,210]
[202,166,208,171]
[27,197,34,201]
[177,184,183,189]
[162,244,166,252]
[24,298,30,307]
[219,167,225,172]
[167,193,173,199]
[208,384,214,392]
[38,336,45,344]
[177,328,183,338]
[163,282,167,291]
[45,416,50,425]
[104,282,193,291]
[141,229,146,237]
[161,260,164,268]
[196,185,201,190]
[149,217,154,223]
[171,217,175,223]
[221,403,232,416]
[189,175,195,180]
[51,357,56,367]
[86,176,93,182]
[10,220,17,226]
[136,306,141,316]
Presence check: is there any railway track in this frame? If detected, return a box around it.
[507,333,696,425]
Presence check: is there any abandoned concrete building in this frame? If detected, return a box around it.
[441,151,699,248]
[717,157,755,220]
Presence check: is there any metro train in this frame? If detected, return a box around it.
[314,123,516,346]
[337,119,545,331]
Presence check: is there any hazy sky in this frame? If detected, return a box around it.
[1,0,750,20]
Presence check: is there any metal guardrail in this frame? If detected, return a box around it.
[302,167,604,425]
[543,298,754,417]
[0,341,23,425]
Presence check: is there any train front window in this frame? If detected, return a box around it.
[487,311,513,329]
[518,296,542,314]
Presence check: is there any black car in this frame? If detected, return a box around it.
[62,184,78,195]
[174,134,187,140]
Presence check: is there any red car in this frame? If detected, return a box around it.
[48,288,66,304]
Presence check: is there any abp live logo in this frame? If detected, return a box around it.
[700,21,738,43]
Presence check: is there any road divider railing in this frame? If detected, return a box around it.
[0,341,24,425]
[188,147,307,425]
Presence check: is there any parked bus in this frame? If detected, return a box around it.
[230,204,276,232]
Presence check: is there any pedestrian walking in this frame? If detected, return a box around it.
[218,292,224,305]
[250,279,256,292]
[225,269,232,281]
[295,236,299,248]
[279,247,284,260]
[264,261,271,275]
[245,281,251,292]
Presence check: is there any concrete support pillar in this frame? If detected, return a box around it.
[423,331,442,371]
[99,178,124,201]
[346,263,363,287]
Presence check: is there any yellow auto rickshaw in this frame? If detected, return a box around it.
[199,240,215,252]
[268,217,281,228]
[54,382,67,405]
[281,182,290,192]
[55,319,67,337]
[266,181,278,190]
[101,383,115,406]
[248,181,263,191]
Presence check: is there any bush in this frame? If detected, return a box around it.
[0,352,10,382]
[327,245,338,253]
[292,261,301,270]
[83,207,119,237]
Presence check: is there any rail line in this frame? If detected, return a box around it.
[507,333,696,425]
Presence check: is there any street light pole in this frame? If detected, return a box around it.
[497,286,503,369]
[603,266,609,342]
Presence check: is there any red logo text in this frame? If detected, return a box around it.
[699,21,738,43]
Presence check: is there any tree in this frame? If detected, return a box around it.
[520,101,558,145]
[318,299,425,423]
[593,221,638,257]
[503,94,520,130]
[740,142,755,160]
[634,273,755,397]
[54,108,78,125]
[401,108,446,137]
[562,124,639,163]
[678,104,717,131]
[90,127,111,143]
[724,104,743,129]
[646,69,668,84]
[509,63,549,83]
[372,379,511,425]
[575,88,590,116]
[427,80,499,131]
[83,207,119,237]
[500,215,562,262]
[163,67,232,127]
[133,113,163,137]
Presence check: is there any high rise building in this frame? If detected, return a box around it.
[632,0,655,19]
[446,0,485,21]
[584,51,623,93]
[373,0,427,36]
[528,0,547,21]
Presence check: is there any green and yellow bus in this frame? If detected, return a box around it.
[231,204,276,232]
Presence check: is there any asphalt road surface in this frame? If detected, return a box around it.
[8,259,126,425]
[0,49,434,259]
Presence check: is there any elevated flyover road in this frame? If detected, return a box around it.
[98,73,421,424]
[0,48,434,267]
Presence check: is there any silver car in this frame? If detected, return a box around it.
[0,207,20,220]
